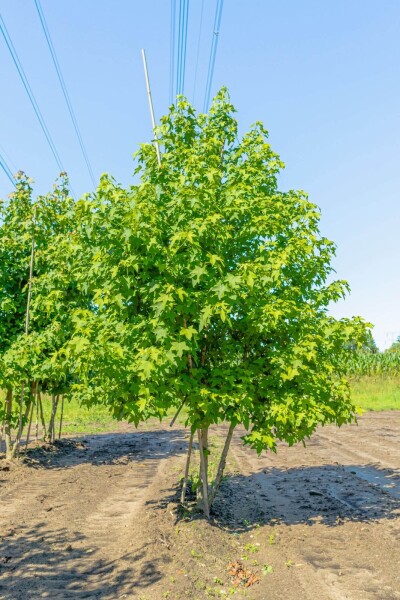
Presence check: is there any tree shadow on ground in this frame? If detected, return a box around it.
[2,428,188,472]
[149,462,400,533]
[0,521,169,599]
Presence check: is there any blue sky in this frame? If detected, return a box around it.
[1,0,399,349]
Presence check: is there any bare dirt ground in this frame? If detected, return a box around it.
[0,411,399,600]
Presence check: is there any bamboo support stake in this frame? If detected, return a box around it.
[170,397,186,427]
[141,48,161,167]
[13,206,36,458]
[209,422,235,507]
[24,209,36,337]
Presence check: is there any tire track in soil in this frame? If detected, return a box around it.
[0,430,184,599]
[315,430,400,472]
[226,416,400,600]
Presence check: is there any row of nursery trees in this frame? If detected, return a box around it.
[0,91,369,516]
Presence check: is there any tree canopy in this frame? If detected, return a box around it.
[1,90,369,511]
[62,91,367,442]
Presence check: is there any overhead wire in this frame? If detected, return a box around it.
[175,0,190,98]
[169,0,176,104]
[192,0,205,105]
[0,149,15,186]
[0,13,65,174]
[33,0,96,187]
[203,0,224,113]
[180,0,190,96]
[0,143,17,173]
[175,0,183,97]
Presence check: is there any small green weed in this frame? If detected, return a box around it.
[262,564,273,575]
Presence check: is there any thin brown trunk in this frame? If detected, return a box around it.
[180,432,194,504]
[38,389,46,439]
[12,384,35,458]
[23,397,32,423]
[197,429,210,519]
[183,319,193,373]
[0,417,4,453]
[47,394,59,444]
[201,347,206,367]
[4,389,13,460]
[12,382,26,458]
[58,395,64,440]
[201,427,209,490]
[25,402,34,453]
[209,423,235,507]
[35,385,39,443]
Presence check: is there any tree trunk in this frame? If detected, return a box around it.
[25,402,34,453]
[38,389,47,440]
[4,389,13,460]
[201,427,209,489]
[0,417,4,454]
[58,395,65,440]
[197,429,210,519]
[47,394,59,444]
[209,422,235,507]
[12,382,26,458]
[35,386,39,443]
[180,431,194,504]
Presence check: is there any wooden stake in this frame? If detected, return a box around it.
[141,48,161,166]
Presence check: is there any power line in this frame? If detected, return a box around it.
[0,149,15,186]
[33,0,96,187]
[0,143,17,173]
[175,0,190,97]
[169,0,176,104]
[175,0,183,97]
[180,0,190,96]
[203,0,224,113]
[0,14,65,173]
[192,0,205,105]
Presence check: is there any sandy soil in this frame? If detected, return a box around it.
[0,412,399,599]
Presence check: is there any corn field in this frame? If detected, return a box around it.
[346,351,400,377]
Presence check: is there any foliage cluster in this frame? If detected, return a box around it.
[0,90,369,513]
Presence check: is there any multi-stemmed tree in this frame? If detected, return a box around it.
[0,173,75,457]
[60,90,368,515]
